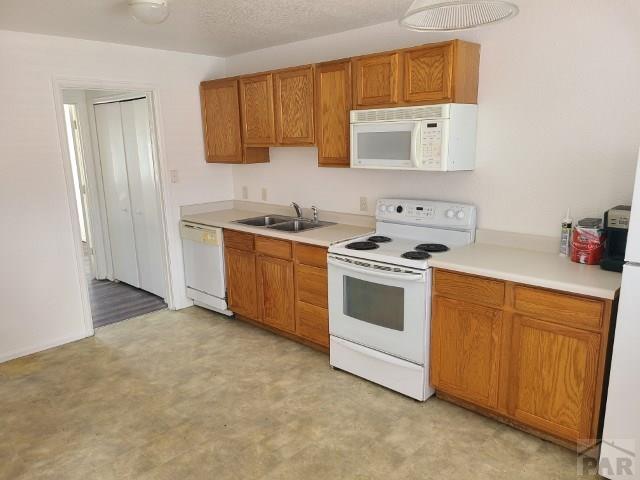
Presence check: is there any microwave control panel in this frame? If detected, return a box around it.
[421,120,444,169]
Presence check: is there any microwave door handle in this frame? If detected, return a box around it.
[411,122,421,168]
[327,257,424,282]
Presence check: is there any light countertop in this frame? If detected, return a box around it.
[429,243,622,299]
[182,208,374,248]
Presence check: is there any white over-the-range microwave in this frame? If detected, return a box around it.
[350,103,478,171]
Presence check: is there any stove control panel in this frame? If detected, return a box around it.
[376,198,477,229]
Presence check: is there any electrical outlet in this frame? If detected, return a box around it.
[169,169,179,184]
[261,187,268,201]
[241,186,248,200]
[359,196,368,212]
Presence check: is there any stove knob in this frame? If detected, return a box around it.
[396,205,404,213]
[456,210,465,220]
[445,209,455,219]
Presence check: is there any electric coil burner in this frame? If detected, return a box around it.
[401,251,431,260]
[345,241,379,250]
[368,236,392,243]
[416,243,449,253]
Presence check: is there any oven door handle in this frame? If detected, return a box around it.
[327,257,425,282]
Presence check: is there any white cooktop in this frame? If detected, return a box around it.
[328,198,477,270]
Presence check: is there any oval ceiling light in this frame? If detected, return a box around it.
[400,0,519,31]
[128,0,170,25]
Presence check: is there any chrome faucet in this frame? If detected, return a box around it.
[311,205,319,223]
[291,202,303,219]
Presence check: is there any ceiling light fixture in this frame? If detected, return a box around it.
[128,0,170,25]
[400,0,519,31]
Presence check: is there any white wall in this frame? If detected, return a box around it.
[0,30,231,362]
[226,0,640,237]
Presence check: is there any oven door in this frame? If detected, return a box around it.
[328,255,429,364]
[350,121,421,169]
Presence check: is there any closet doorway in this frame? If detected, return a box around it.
[61,88,168,329]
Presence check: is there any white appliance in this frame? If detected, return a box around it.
[350,103,477,171]
[181,221,232,316]
[94,98,165,298]
[328,198,477,400]
[600,150,640,479]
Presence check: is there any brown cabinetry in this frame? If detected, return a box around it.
[315,60,352,167]
[431,268,615,447]
[239,73,276,146]
[200,79,269,164]
[257,255,295,333]
[274,66,315,145]
[507,315,601,442]
[352,52,400,108]
[200,39,480,166]
[224,246,258,319]
[431,296,502,409]
[223,230,329,349]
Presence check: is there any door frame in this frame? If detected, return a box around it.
[52,77,175,336]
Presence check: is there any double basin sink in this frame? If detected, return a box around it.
[233,215,335,233]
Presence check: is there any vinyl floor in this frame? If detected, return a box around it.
[0,307,601,480]
[83,244,166,328]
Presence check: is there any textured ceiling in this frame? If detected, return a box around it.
[0,0,414,56]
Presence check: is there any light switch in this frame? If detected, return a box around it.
[169,170,179,184]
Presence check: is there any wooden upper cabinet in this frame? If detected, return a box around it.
[315,60,352,167]
[403,43,453,104]
[403,40,480,104]
[200,79,243,163]
[274,66,315,145]
[507,315,601,443]
[431,296,503,409]
[257,255,295,333]
[352,52,400,108]
[239,73,276,146]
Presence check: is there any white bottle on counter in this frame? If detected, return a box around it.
[559,208,572,256]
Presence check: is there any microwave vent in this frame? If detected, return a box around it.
[351,104,450,123]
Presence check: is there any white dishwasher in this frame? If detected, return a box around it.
[181,221,232,316]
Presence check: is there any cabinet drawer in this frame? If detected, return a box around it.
[296,301,329,347]
[294,243,327,268]
[296,264,328,308]
[513,286,604,330]
[434,270,505,307]
[223,229,254,251]
[255,236,292,260]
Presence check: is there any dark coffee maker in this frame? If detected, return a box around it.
[601,205,631,272]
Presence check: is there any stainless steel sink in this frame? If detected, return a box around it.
[233,215,293,227]
[267,219,335,232]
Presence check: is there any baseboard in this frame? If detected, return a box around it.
[0,331,92,364]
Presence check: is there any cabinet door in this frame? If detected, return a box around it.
[274,66,314,145]
[353,52,400,108]
[224,247,258,319]
[200,79,243,163]
[507,315,600,442]
[296,301,329,348]
[239,74,276,145]
[315,60,351,167]
[403,44,453,104]
[257,255,295,333]
[431,296,503,408]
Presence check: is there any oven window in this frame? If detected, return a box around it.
[343,276,404,331]
[357,131,412,161]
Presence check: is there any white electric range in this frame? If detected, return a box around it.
[328,198,477,400]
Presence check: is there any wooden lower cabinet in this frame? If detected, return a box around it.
[224,247,258,319]
[431,268,616,447]
[257,255,295,333]
[507,315,601,442]
[431,296,502,409]
[224,230,329,349]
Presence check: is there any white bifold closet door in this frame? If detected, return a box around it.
[94,98,164,298]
